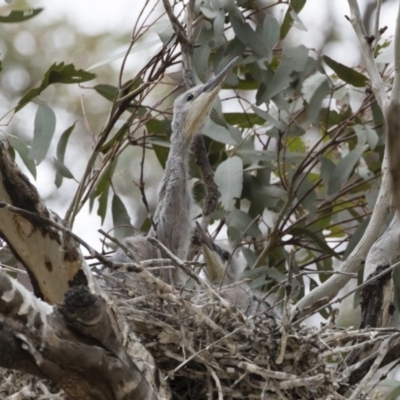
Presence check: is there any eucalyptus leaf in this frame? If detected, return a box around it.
[0,8,42,23]
[320,157,335,190]
[112,194,132,240]
[229,12,268,56]
[53,158,74,179]
[226,209,262,238]
[29,105,56,165]
[354,125,378,150]
[323,55,368,87]
[259,45,309,103]
[237,149,305,163]
[289,227,339,257]
[54,123,76,187]
[9,137,36,179]
[215,156,243,211]
[327,145,368,200]
[92,160,117,221]
[251,105,289,132]
[262,14,280,62]
[193,28,214,81]
[16,63,96,111]
[384,380,400,400]
[94,84,118,102]
[281,0,307,39]
[204,119,237,145]
[343,218,370,260]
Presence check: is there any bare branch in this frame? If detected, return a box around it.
[296,0,393,313]
[0,272,158,400]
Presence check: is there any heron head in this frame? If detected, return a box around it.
[172,57,238,143]
[195,222,233,284]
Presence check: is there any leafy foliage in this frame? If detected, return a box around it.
[1,0,382,316]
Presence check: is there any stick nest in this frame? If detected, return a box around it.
[104,272,340,400]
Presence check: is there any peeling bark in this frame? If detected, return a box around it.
[0,272,160,400]
[0,143,94,303]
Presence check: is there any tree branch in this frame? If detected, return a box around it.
[0,271,159,400]
[295,0,393,313]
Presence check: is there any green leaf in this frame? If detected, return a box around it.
[193,28,214,81]
[323,55,368,87]
[226,209,262,238]
[320,157,335,189]
[0,8,42,23]
[146,119,171,135]
[229,10,268,56]
[302,73,330,124]
[354,125,379,150]
[94,84,118,102]
[225,112,264,128]
[91,160,117,222]
[54,123,76,188]
[9,137,36,179]
[97,186,109,224]
[16,63,96,112]
[56,123,75,162]
[29,105,56,164]
[237,149,305,163]
[214,156,243,211]
[281,0,307,39]
[112,194,132,240]
[152,143,169,170]
[259,45,309,103]
[53,158,74,179]
[384,380,400,400]
[289,227,339,258]
[251,105,289,132]
[204,119,237,145]
[344,218,370,260]
[327,145,368,200]
[262,14,280,62]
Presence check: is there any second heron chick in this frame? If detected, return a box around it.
[196,223,281,318]
[195,222,241,285]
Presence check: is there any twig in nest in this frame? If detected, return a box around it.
[276,250,294,364]
[347,333,400,400]
[133,130,157,233]
[147,237,244,319]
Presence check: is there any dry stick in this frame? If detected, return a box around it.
[147,237,244,319]
[133,129,158,233]
[348,334,400,400]
[276,250,294,364]
[294,260,400,326]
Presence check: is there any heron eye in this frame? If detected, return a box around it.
[186,93,194,102]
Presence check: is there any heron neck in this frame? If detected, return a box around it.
[150,128,192,241]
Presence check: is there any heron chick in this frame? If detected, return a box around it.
[196,223,281,317]
[195,221,240,285]
[113,58,238,286]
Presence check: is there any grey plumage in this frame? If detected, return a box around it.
[196,223,280,317]
[111,58,238,285]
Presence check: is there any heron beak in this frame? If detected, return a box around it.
[183,57,239,141]
[201,57,239,94]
